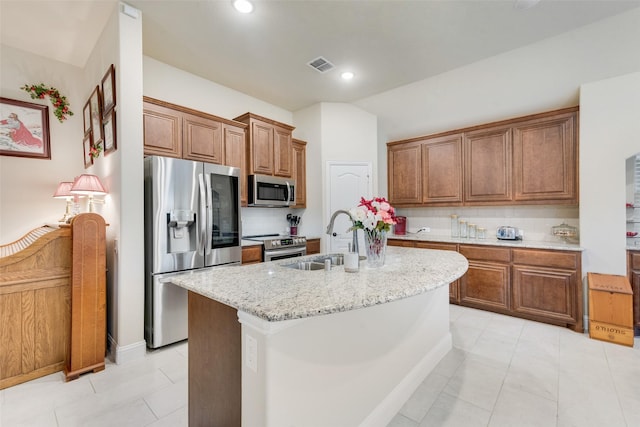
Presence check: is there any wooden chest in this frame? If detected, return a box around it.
[588,273,634,346]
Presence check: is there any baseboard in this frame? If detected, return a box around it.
[360,332,453,427]
[107,334,147,364]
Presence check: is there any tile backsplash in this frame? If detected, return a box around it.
[241,207,298,237]
[396,205,579,243]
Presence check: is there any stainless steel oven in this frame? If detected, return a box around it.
[243,234,307,261]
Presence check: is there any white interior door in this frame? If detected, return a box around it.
[326,162,372,254]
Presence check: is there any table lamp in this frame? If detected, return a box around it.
[70,174,107,212]
[53,181,76,222]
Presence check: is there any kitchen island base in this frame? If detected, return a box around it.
[187,285,451,427]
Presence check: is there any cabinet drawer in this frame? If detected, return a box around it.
[629,251,640,270]
[512,249,579,270]
[459,245,510,263]
[241,246,262,264]
[415,242,457,251]
[388,239,415,248]
[306,239,321,255]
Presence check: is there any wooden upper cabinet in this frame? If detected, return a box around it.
[224,124,248,206]
[143,97,247,171]
[292,139,307,208]
[234,113,295,179]
[274,126,292,177]
[513,111,577,203]
[182,112,223,164]
[388,107,578,208]
[250,121,274,175]
[463,125,512,204]
[422,134,463,205]
[388,140,423,205]
[143,100,182,158]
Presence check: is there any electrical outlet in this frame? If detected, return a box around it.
[246,334,258,372]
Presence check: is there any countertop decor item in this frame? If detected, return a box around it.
[21,83,73,122]
[552,221,578,242]
[349,196,397,267]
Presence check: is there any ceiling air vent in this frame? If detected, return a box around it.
[307,56,335,73]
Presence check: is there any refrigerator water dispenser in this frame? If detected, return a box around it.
[167,210,196,253]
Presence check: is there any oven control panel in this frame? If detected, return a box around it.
[264,236,306,250]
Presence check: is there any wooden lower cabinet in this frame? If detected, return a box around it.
[512,248,582,331]
[459,245,511,313]
[461,261,511,313]
[242,245,262,265]
[306,238,321,255]
[415,241,460,303]
[389,238,582,330]
[628,250,640,334]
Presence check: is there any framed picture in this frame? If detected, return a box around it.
[103,110,117,155]
[83,132,94,168]
[0,97,51,159]
[101,64,116,115]
[83,100,91,135]
[88,86,103,146]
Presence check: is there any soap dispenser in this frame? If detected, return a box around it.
[344,243,359,273]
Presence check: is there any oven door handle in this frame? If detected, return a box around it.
[264,246,306,258]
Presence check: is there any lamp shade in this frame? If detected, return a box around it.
[71,174,107,195]
[53,181,74,198]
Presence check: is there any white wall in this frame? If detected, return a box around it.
[143,56,292,125]
[293,103,323,239]
[0,46,85,242]
[580,72,640,276]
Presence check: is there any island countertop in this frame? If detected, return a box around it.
[169,246,468,322]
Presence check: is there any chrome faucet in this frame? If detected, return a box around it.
[326,209,359,255]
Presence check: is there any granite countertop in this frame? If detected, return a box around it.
[241,239,263,247]
[169,246,468,322]
[389,233,583,251]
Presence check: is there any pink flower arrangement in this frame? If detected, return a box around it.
[349,196,397,233]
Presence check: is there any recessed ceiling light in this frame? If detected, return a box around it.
[341,71,355,80]
[233,0,254,14]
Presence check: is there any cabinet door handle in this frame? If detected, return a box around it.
[332,232,337,237]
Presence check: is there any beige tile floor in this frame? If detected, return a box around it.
[1,305,638,427]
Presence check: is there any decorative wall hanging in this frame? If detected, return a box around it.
[82,86,103,160]
[20,83,73,123]
[101,64,117,156]
[83,133,94,168]
[0,97,51,159]
[101,64,116,115]
[102,110,117,156]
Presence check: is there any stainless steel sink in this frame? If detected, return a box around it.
[312,254,344,266]
[283,261,326,271]
[282,254,345,271]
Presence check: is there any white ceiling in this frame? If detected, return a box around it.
[2,0,639,111]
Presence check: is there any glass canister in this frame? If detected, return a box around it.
[450,214,459,238]
[477,227,486,239]
[459,220,468,238]
[468,223,477,239]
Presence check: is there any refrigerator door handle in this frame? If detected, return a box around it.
[205,174,214,255]
[198,173,207,255]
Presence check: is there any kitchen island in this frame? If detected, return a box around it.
[170,246,468,427]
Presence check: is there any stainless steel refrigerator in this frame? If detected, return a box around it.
[144,155,242,348]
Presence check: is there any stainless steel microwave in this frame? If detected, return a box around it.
[248,174,295,207]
